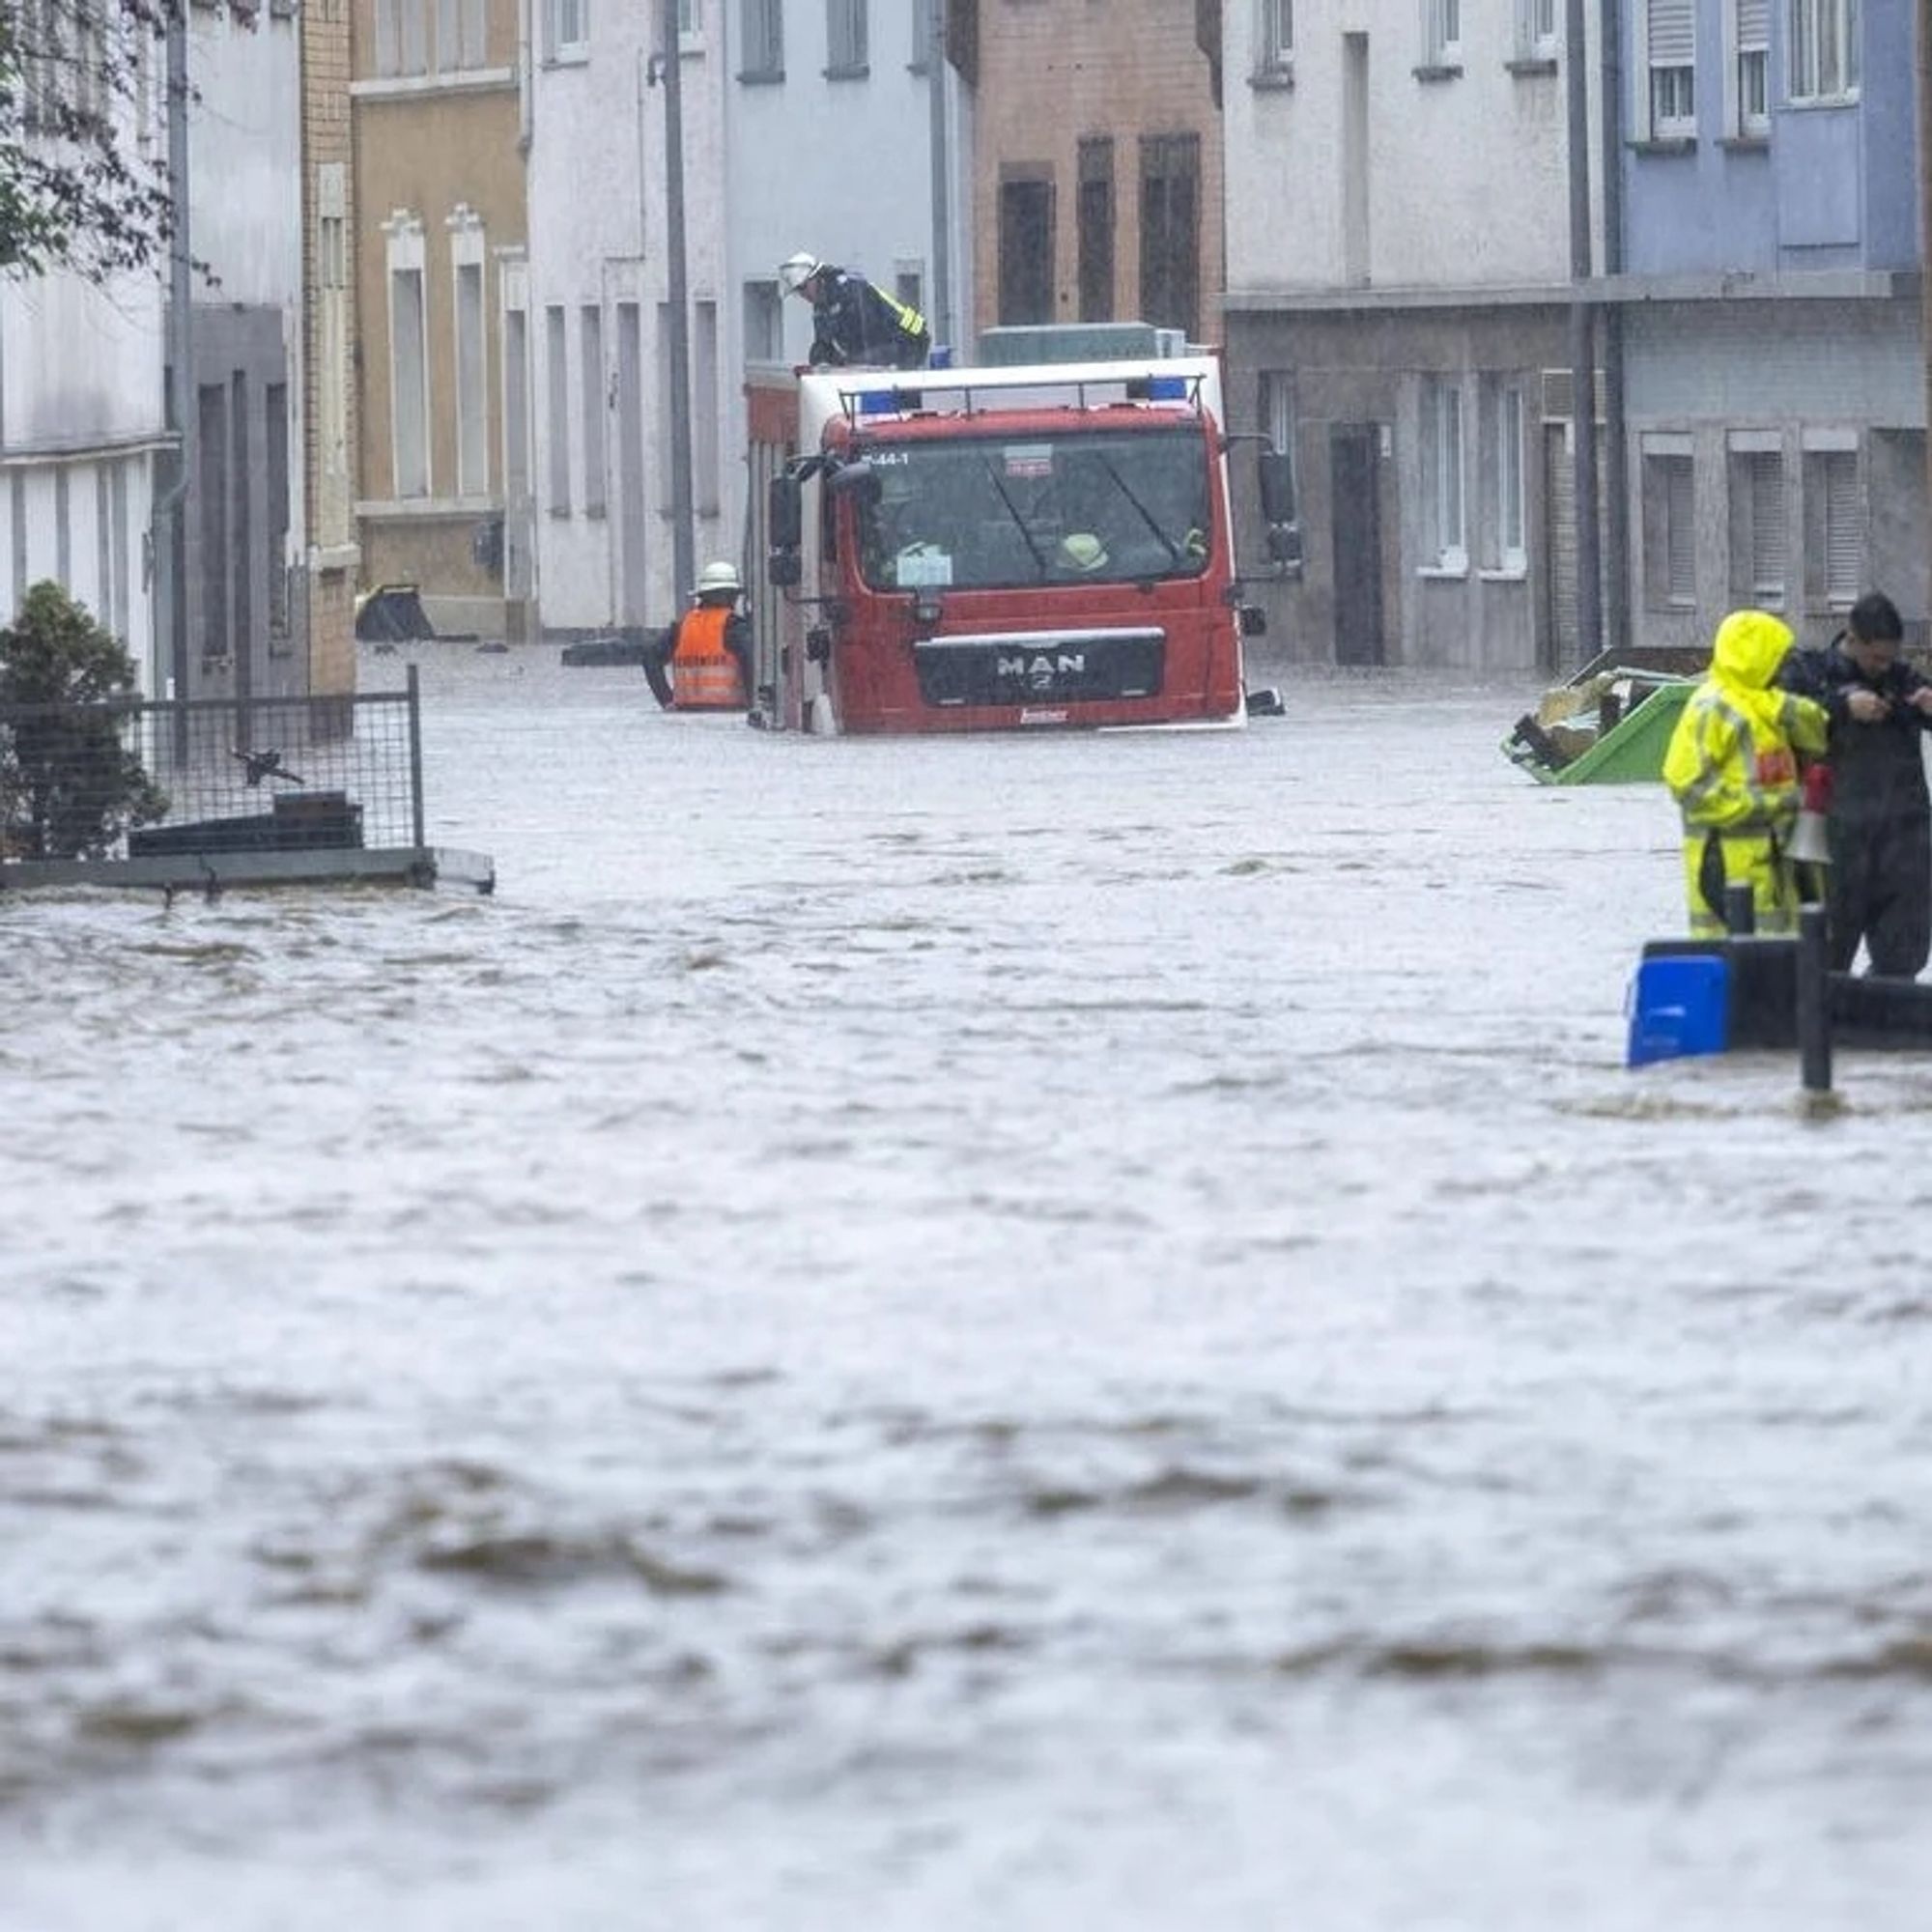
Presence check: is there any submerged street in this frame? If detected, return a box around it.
[4,644,1931,1929]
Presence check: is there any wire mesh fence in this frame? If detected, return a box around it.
[1,668,424,867]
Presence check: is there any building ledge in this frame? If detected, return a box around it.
[1,429,174,466]
[1594,268,1914,303]
[1630,135,1696,156]
[351,68,517,100]
[1505,56,1558,77]
[356,496,503,522]
[1223,281,1573,314]
[1412,62,1463,83]
[1248,66,1294,92]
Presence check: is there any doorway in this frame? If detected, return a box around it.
[1329,423,1384,666]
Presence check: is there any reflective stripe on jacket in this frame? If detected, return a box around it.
[669,606,747,711]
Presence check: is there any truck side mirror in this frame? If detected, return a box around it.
[768,472,803,550]
[768,471,803,585]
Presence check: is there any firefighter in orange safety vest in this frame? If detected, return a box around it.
[1662,608,1879,940]
[645,560,753,713]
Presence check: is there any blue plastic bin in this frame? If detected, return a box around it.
[1627,953,1731,1067]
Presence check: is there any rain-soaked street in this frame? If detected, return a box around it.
[4,641,1931,1930]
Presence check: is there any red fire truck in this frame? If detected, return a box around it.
[754,330,1293,735]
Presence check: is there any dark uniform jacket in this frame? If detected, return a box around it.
[809,270,930,371]
[1779,641,1932,825]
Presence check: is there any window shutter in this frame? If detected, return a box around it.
[1747,452,1785,594]
[1666,456,1695,602]
[1648,0,1694,65]
[1824,452,1861,600]
[1737,0,1769,43]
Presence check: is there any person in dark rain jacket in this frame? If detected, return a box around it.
[779,252,930,371]
[1778,590,1932,976]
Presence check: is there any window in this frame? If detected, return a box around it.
[581,306,606,516]
[743,278,782,361]
[1421,0,1461,68]
[680,0,702,34]
[827,0,867,74]
[1642,440,1695,610]
[1493,382,1525,572]
[452,216,489,496]
[317,167,351,548]
[1077,136,1115,324]
[1789,0,1859,102]
[386,219,431,497]
[198,384,230,661]
[1516,0,1556,60]
[546,305,571,514]
[1260,370,1299,523]
[435,0,492,71]
[376,0,429,76]
[998,172,1054,327]
[742,0,783,76]
[267,383,291,643]
[1646,0,1696,137]
[894,262,924,319]
[1730,0,1769,133]
[1257,0,1293,73]
[1139,132,1199,342]
[1727,439,1785,603]
[695,300,721,516]
[911,0,931,71]
[1804,442,1861,607]
[549,0,587,57]
[1420,376,1465,572]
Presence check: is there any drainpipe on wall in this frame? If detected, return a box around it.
[1564,0,1603,665]
[658,0,695,611]
[927,0,952,357]
[1599,0,1630,656]
[155,4,195,719]
[517,0,533,153]
[1918,0,1932,623]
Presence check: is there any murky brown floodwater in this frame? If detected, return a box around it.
[4,642,1931,1930]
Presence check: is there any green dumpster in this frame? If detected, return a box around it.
[1504,659,1700,785]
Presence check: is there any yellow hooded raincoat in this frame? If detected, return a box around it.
[1662,609,1832,938]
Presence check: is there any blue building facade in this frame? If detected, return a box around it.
[1612,0,1924,647]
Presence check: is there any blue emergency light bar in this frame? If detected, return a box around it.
[857,388,911,415]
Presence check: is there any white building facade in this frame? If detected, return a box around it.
[2,11,168,686]
[1221,1,1596,669]
[523,0,729,637]
[178,1,308,700]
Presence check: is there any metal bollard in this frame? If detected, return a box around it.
[1796,902,1833,1094]
[1723,880,1756,936]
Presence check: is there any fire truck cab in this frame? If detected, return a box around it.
[758,328,1291,735]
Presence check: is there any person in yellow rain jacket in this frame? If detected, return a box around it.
[644,560,753,713]
[1662,608,1878,938]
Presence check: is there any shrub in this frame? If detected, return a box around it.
[0,582,168,860]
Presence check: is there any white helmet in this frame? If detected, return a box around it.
[779,251,821,296]
[696,559,742,597]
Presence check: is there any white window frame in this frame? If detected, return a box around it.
[1495,383,1525,575]
[1257,0,1293,74]
[827,0,867,74]
[384,213,432,500]
[1788,0,1860,104]
[548,0,587,59]
[1725,0,1771,136]
[435,0,492,72]
[742,0,784,76]
[580,304,607,517]
[1420,376,1466,575]
[1515,0,1557,61]
[1641,0,1697,140]
[743,277,782,363]
[546,304,572,516]
[1420,0,1461,67]
[450,207,489,499]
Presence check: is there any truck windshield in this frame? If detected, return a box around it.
[852,424,1213,593]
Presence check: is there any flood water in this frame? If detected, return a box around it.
[4,642,1931,1930]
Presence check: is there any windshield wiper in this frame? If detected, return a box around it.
[980,458,1050,581]
[1096,454,1185,570]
